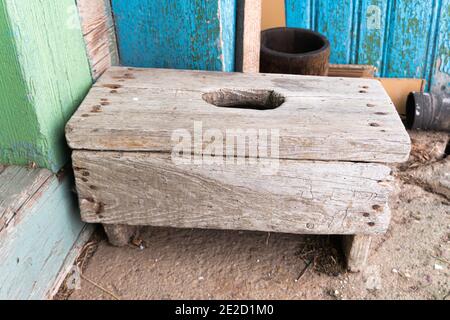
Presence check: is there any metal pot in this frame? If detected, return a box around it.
[260,27,330,76]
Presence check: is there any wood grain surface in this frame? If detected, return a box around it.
[77,0,119,79]
[73,151,393,235]
[66,67,411,163]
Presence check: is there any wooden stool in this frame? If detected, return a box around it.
[66,67,410,272]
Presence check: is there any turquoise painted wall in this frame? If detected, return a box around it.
[111,0,236,71]
[285,0,450,93]
[0,168,87,300]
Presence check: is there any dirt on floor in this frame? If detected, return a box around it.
[57,131,450,300]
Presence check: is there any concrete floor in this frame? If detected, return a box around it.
[57,131,450,300]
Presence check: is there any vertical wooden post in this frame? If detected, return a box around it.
[103,224,137,247]
[76,0,119,79]
[343,235,372,273]
[0,0,92,172]
[235,0,262,73]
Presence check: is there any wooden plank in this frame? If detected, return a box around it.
[285,0,312,29]
[76,0,119,79]
[357,0,389,74]
[0,0,92,172]
[66,67,411,163]
[0,167,52,232]
[46,224,95,299]
[0,169,87,300]
[316,0,358,64]
[383,0,436,79]
[235,0,262,73]
[430,0,450,95]
[343,235,372,272]
[328,64,376,78]
[327,67,426,116]
[110,0,236,71]
[73,150,393,235]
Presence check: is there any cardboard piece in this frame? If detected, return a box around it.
[378,78,426,115]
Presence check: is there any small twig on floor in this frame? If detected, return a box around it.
[265,232,271,246]
[431,255,450,266]
[299,250,315,258]
[77,241,97,272]
[330,255,337,265]
[81,274,120,300]
[295,260,312,282]
[443,291,450,300]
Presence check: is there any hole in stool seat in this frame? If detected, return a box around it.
[202,89,285,110]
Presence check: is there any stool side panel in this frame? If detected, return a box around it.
[72,151,392,235]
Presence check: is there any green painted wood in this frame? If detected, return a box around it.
[0,0,92,172]
[0,167,87,300]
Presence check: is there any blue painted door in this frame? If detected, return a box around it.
[286,0,449,93]
[111,0,236,72]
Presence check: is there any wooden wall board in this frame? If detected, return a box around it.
[0,166,52,232]
[285,0,450,93]
[110,0,236,71]
[76,0,119,79]
[235,0,262,73]
[431,0,450,95]
[0,168,87,300]
[46,223,95,299]
[0,0,92,172]
[328,64,376,78]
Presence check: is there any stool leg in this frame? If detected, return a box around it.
[343,235,372,272]
[103,224,137,247]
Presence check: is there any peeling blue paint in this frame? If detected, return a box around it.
[286,0,450,93]
[111,0,236,71]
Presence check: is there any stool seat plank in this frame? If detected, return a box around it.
[66,67,411,163]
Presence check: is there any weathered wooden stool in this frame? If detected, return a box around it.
[66,67,411,272]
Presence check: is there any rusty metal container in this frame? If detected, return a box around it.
[260,27,330,76]
[406,92,450,132]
